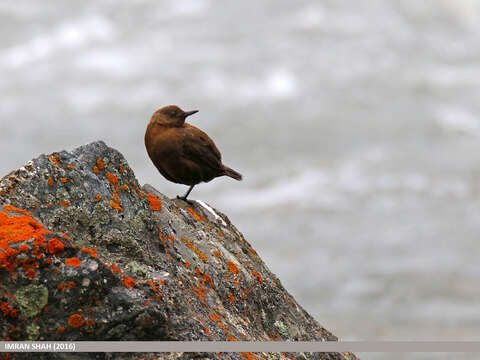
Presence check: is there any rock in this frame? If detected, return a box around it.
[0,141,358,360]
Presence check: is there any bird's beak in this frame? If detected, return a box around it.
[184,110,199,118]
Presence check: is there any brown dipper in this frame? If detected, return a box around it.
[145,105,243,202]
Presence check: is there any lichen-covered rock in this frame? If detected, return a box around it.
[0,141,358,360]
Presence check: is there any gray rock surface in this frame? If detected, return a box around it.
[0,141,358,360]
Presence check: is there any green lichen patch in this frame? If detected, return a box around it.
[126,261,148,277]
[26,324,40,340]
[15,284,48,318]
[274,320,289,338]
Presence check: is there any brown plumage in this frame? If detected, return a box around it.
[145,105,242,202]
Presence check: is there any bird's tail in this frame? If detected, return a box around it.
[222,165,243,181]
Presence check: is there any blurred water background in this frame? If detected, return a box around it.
[1,1,480,358]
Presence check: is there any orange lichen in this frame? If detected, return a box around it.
[226,334,237,341]
[18,244,29,253]
[119,165,125,174]
[159,233,167,244]
[147,279,163,297]
[86,318,94,326]
[187,207,204,221]
[66,164,73,170]
[47,238,64,254]
[109,264,120,273]
[225,333,237,341]
[1,302,18,318]
[213,250,221,258]
[47,177,54,186]
[146,193,162,211]
[217,322,227,331]
[109,199,123,212]
[241,353,258,360]
[48,155,60,168]
[81,247,98,258]
[106,173,122,211]
[58,281,76,291]
[228,293,235,305]
[209,313,220,322]
[106,172,118,186]
[25,268,36,279]
[0,205,48,269]
[251,269,263,284]
[65,257,81,267]
[183,261,190,268]
[96,158,105,170]
[208,313,235,340]
[168,234,174,242]
[2,205,30,216]
[60,178,67,183]
[133,181,143,198]
[192,282,208,302]
[182,237,208,262]
[57,326,66,333]
[68,314,84,328]
[93,165,99,174]
[203,274,214,288]
[61,201,69,207]
[227,261,239,275]
[123,276,135,288]
[94,194,102,202]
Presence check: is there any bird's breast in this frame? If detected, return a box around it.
[145,124,183,159]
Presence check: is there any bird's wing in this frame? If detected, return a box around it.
[181,125,222,171]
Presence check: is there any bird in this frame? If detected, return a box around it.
[144,105,243,203]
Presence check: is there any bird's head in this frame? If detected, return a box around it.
[151,105,198,127]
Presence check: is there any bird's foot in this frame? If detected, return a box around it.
[177,185,195,205]
[176,195,194,206]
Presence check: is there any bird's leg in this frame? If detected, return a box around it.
[177,185,195,204]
